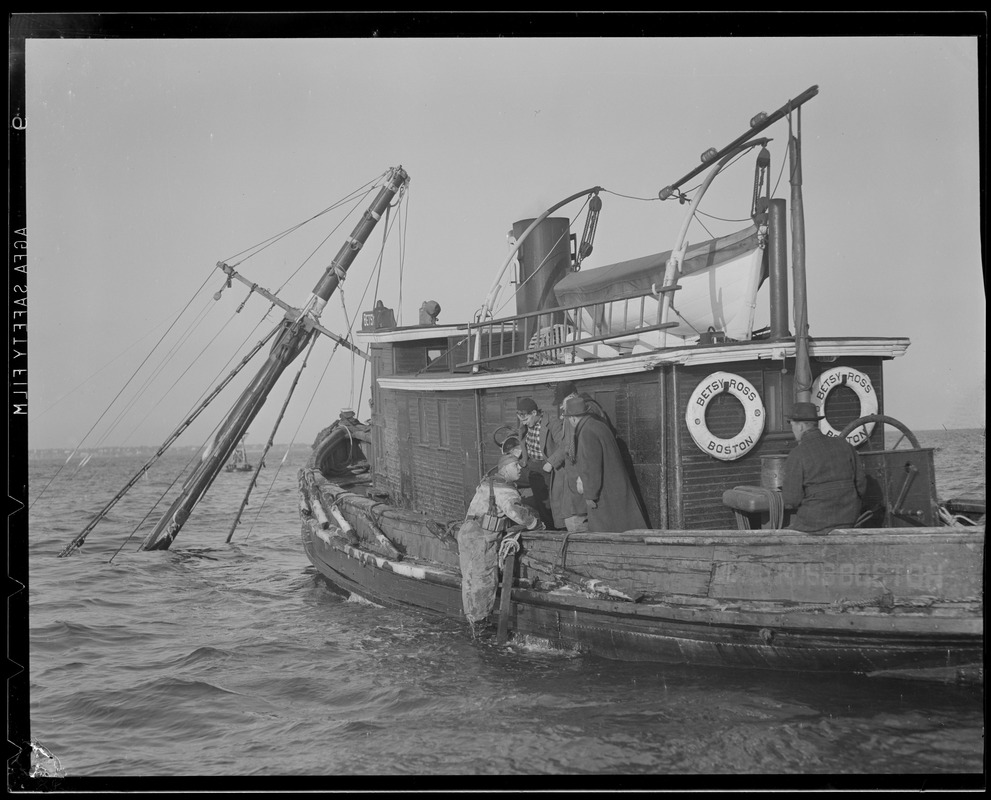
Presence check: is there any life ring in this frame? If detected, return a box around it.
[685,371,765,460]
[811,367,879,447]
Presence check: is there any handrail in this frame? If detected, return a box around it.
[472,282,682,326]
[456,321,680,369]
[455,285,683,370]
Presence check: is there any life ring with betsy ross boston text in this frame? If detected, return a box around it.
[811,367,878,447]
[685,371,765,460]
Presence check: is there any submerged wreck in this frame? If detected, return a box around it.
[62,85,984,683]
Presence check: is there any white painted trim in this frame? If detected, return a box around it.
[375,338,911,392]
[358,325,468,344]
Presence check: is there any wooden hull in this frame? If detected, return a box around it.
[299,469,983,683]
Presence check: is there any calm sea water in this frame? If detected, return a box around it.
[14,429,985,786]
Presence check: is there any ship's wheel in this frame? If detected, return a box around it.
[838,414,921,450]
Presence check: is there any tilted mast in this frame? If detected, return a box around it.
[139,166,409,551]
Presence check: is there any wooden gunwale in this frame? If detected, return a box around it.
[300,497,983,638]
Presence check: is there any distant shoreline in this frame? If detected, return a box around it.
[27,443,315,460]
[26,428,984,460]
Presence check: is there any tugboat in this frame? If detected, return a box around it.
[61,86,984,683]
[297,87,983,682]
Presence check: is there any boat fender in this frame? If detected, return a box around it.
[811,367,879,447]
[685,371,765,461]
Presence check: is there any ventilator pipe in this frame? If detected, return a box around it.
[473,187,601,370]
[768,198,790,339]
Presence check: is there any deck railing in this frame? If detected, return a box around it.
[455,283,681,370]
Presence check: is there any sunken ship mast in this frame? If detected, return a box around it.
[136,167,409,552]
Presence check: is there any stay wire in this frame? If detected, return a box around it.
[31,310,180,422]
[108,444,205,563]
[119,321,288,555]
[344,194,401,410]
[31,267,218,511]
[274,189,375,296]
[116,301,276,449]
[222,173,383,270]
[238,182,407,536]
[416,193,594,374]
[241,332,345,538]
[59,177,388,545]
[396,184,410,326]
[235,334,320,542]
[93,292,220,450]
[57,325,281,557]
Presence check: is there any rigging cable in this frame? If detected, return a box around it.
[415,191,596,374]
[223,172,383,273]
[31,309,181,422]
[353,192,402,412]
[490,193,594,320]
[60,175,398,552]
[356,198,401,409]
[107,443,207,563]
[57,324,281,557]
[116,302,277,449]
[396,183,410,327]
[95,291,230,450]
[273,189,374,296]
[240,332,348,539]
[32,267,218,511]
[227,334,320,543]
[235,179,409,538]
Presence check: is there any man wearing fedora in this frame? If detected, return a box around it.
[562,394,648,533]
[782,401,866,533]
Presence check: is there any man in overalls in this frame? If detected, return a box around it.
[457,453,543,627]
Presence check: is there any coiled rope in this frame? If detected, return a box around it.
[499,531,522,567]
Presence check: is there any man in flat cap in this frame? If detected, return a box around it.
[515,396,566,529]
[782,401,866,533]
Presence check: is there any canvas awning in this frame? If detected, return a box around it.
[554,225,763,307]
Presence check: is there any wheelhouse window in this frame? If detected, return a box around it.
[425,347,448,372]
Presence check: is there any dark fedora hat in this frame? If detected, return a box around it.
[787,401,824,422]
[562,394,589,417]
[553,381,578,406]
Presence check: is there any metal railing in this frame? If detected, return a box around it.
[456,283,681,370]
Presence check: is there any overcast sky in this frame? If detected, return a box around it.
[22,30,984,451]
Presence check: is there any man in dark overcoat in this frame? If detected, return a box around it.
[562,394,648,533]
